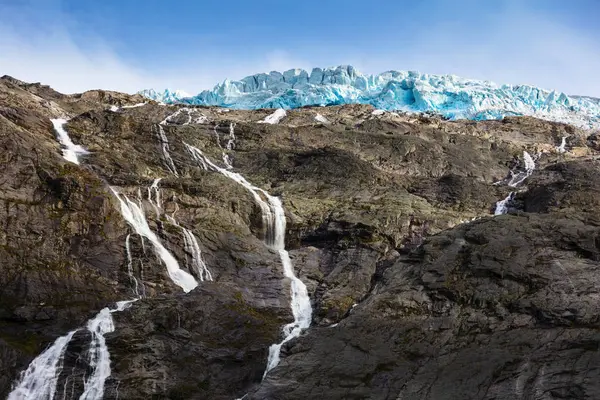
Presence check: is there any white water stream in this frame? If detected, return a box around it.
[8,300,136,400]
[111,187,198,293]
[8,331,77,400]
[156,108,205,174]
[10,122,145,399]
[556,136,567,153]
[494,192,514,215]
[79,301,136,400]
[125,234,143,298]
[184,142,312,377]
[13,113,214,399]
[51,119,89,165]
[507,151,535,187]
[223,123,236,169]
[495,151,537,215]
[147,178,213,282]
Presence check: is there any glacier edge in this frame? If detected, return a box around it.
[140,65,600,129]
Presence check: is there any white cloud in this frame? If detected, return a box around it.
[0,20,315,95]
[0,25,152,94]
[0,3,312,94]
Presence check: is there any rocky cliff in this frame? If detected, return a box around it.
[1,75,600,399]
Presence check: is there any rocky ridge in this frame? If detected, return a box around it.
[1,75,600,399]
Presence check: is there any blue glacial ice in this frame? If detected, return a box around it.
[139,65,600,129]
[139,88,191,104]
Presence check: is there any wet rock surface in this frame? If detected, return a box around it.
[1,75,600,399]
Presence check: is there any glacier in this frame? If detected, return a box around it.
[140,65,600,129]
[138,88,191,104]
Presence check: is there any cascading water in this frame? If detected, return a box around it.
[145,178,213,282]
[125,234,143,297]
[212,123,236,169]
[223,122,236,169]
[181,227,213,282]
[494,192,514,215]
[8,331,78,400]
[156,123,179,175]
[226,122,236,151]
[556,136,567,153]
[147,178,163,218]
[10,120,141,400]
[495,151,537,215]
[51,119,89,165]
[508,151,536,187]
[155,108,203,175]
[184,142,312,377]
[111,187,198,293]
[8,301,137,400]
[79,301,136,400]
[13,115,205,399]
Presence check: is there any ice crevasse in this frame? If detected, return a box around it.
[139,65,600,129]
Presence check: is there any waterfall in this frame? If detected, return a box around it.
[7,301,136,400]
[125,234,143,297]
[156,124,179,175]
[11,183,199,398]
[79,301,135,400]
[155,108,206,174]
[223,122,236,169]
[147,178,163,218]
[185,144,275,242]
[495,151,537,216]
[494,192,514,215]
[181,227,213,282]
[144,178,213,282]
[111,187,198,293]
[23,115,195,399]
[50,119,89,165]
[508,151,536,187]
[184,143,312,377]
[556,136,567,153]
[8,331,78,400]
[226,123,236,151]
[16,118,136,400]
[212,123,236,169]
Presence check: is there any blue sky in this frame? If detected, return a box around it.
[0,0,599,96]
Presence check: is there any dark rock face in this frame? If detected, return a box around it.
[250,213,600,400]
[1,76,600,399]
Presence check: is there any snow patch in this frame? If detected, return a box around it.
[314,113,330,124]
[121,102,147,109]
[258,108,287,124]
